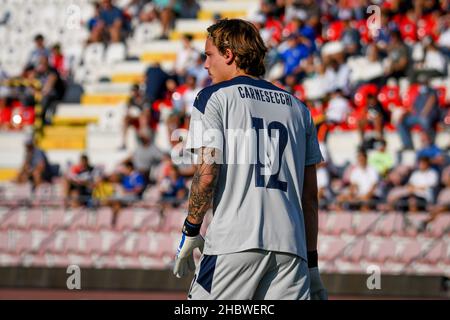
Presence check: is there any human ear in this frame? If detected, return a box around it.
[224,48,235,65]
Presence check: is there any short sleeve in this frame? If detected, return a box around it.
[185,92,224,153]
[304,108,323,166]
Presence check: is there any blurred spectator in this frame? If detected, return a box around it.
[368,139,394,178]
[340,12,361,56]
[334,150,380,211]
[27,34,50,67]
[383,29,410,79]
[63,154,94,208]
[387,157,439,212]
[418,166,450,231]
[153,0,179,39]
[0,86,12,130]
[317,161,332,209]
[87,2,102,33]
[15,137,53,190]
[138,2,158,23]
[89,0,128,43]
[319,89,351,143]
[187,53,209,88]
[158,162,187,210]
[418,165,450,232]
[278,33,311,77]
[349,43,384,85]
[173,74,200,119]
[16,65,39,108]
[35,56,66,125]
[49,44,66,79]
[144,63,170,107]
[358,94,390,143]
[109,160,146,226]
[323,50,350,95]
[397,76,441,150]
[177,0,200,19]
[120,83,148,150]
[175,34,200,83]
[411,36,447,82]
[122,134,163,186]
[416,132,447,170]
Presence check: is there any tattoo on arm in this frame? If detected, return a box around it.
[187,148,220,224]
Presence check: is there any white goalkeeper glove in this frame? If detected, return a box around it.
[309,267,328,300]
[173,219,204,278]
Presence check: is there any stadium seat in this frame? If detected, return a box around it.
[115,232,140,256]
[133,22,163,44]
[88,207,113,230]
[83,43,105,66]
[160,208,186,233]
[353,83,379,109]
[67,253,93,268]
[401,84,420,110]
[341,238,365,262]
[426,215,450,238]
[105,43,127,65]
[39,230,69,254]
[350,212,380,235]
[0,252,21,267]
[396,239,422,263]
[420,240,445,264]
[65,230,95,254]
[318,235,346,261]
[323,212,353,235]
[363,238,396,263]
[373,213,399,236]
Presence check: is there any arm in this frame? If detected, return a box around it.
[173,147,220,278]
[42,73,57,96]
[420,93,437,117]
[302,164,319,252]
[302,164,328,300]
[186,147,220,224]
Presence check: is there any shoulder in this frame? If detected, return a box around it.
[193,78,241,114]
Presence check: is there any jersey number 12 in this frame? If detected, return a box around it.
[252,117,288,192]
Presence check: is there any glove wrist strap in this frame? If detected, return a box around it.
[307,250,318,268]
[182,218,202,237]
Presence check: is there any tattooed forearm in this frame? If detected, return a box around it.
[187,148,220,224]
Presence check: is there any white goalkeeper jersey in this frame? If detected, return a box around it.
[185,75,323,260]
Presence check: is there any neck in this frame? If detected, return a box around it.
[230,69,256,80]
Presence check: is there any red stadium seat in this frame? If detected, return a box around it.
[426,215,450,238]
[420,241,445,264]
[115,232,140,256]
[350,213,379,235]
[341,238,365,262]
[65,230,95,254]
[433,86,448,108]
[401,84,420,110]
[116,208,151,231]
[89,207,113,230]
[373,213,399,236]
[378,84,401,110]
[353,83,379,109]
[326,21,344,41]
[326,212,353,235]
[396,239,422,263]
[364,238,396,263]
[39,230,69,254]
[160,208,186,233]
[318,235,346,261]
[0,252,21,266]
[355,19,371,44]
